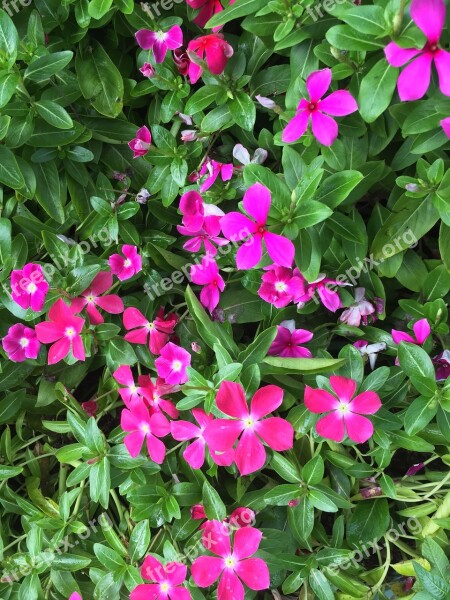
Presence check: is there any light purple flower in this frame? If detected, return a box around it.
[340,288,376,327]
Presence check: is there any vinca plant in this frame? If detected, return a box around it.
[0,0,449,599]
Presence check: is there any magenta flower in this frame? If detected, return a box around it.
[2,324,40,362]
[190,257,225,313]
[191,521,270,599]
[258,265,305,308]
[10,263,49,312]
[155,342,191,385]
[131,556,191,600]
[441,117,450,138]
[339,288,376,327]
[384,0,450,101]
[192,505,255,530]
[191,504,207,520]
[174,48,190,76]
[120,401,170,462]
[113,365,151,408]
[392,318,431,346]
[405,462,425,477]
[109,245,142,281]
[204,381,294,476]
[178,224,229,256]
[138,374,179,419]
[171,408,234,469]
[221,183,295,270]
[186,0,227,29]
[140,62,155,78]
[69,594,82,600]
[282,68,358,146]
[304,376,381,444]
[268,320,313,358]
[135,25,183,63]
[187,34,233,84]
[433,350,450,381]
[123,307,177,355]
[128,126,151,158]
[178,190,224,232]
[71,272,124,325]
[35,299,85,365]
[295,271,348,312]
[198,159,233,192]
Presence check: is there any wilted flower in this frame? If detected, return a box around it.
[139,62,155,78]
[198,158,233,192]
[255,95,277,109]
[339,287,376,327]
[354,340,386,370]
[233,144,268,166]
[173,48,190,75]
[433,350,450,380]
[128,126,151,158]
[136,188,150,204]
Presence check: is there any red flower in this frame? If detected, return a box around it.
[187,34,233,84]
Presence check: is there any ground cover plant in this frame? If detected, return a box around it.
[0,0,449,598]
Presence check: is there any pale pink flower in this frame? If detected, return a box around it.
[128,126,151,158]
[71,272,124,325]
[268,320,313,358]
[221,183,295,270]
[255,95,277,109]
[190,257,225,312]
[155,342,191,385]
[2,324,40,362]
[198,158,233,192]
[131,556,191,600]
[304,376,381,444]
[10,263,49,312]
[123,307,177,355]
[181,129,197,142]
[282,68,357,146]
[204,381,294,476]
[171,408,234,469]
[294,271,348,312]
[35,299,85,364]
[258,265,305,308]
[135,26,183,63]
[441,117,450,138]
[384,0,450,101]
[233,144,268,166]
[187,34,233,84]
[354,340,386,370]
[339,287,376,327]
[109,245,142,281]
[140,62,155,78]
[121,401,170,462]
[191,521,270,599]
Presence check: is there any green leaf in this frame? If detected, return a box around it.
[229,91,256,131]
[347,499,390,547]
[398,342,435,381]
[201,105,233,133]
[413,562,450,599]
[206,0,266,27]
[88,0,114,19]
[93,543,126,572]
[0,145,25,190]
[340,6,387,36]
[302,456,324,486]
[292,201,332,229]
[129,521,151,562]
[0,8,18,69]
[262,356,345,375]
[33,161,65,223]
[24,51,74,82]
[0,216,11,264]
[404,396,437,436]
[327,212,366,243]
[358,60,398,123]
[238,327,277,368]
[35,100,74,130]
[287,497,314,542]
[317,171,363,208]
[185,85,221,114]
[326,25,384,51]
[0,72,18,108]
[309,569,335,600]
[202,480,226,521]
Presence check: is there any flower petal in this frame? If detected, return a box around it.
[165,25,183,49]
[250,385,284,419]
[217,570,244,600]
[264,232,295,268]
[141,556,165,583]
[235,236,263,270]
[135,29,156,50]
[311,111,339,146]
[319,90,358,116]
[216,380,249,418]
[316,412,345,442]
[413,318,431,344]
[348,391,382,415]
[203,419,243,451]
[344,413,374,443]
[282,110,309,143]
[183,438,206,469]
[243,183,270,225]
[235,558,270,591]
[410,0,446,44]
[48,338,71,364]
[304,386,339,413]
[220,212,256,241]
[233,527,262,559]
[397,53,433,101]
[191,556,224,587]
[235,429,266,476]
[255,417,294,451]
[202,520,230,556]
[384,42,421,67]
[130,584,160,600]
[165,562,187,586]
[306,68,332,102]
[329,376,356,401]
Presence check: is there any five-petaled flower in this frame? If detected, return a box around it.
[204,381,294,475]
[121,401,170,462]
[190,257,225,313]
[384,0,450,101]
[282,68,358,146]
[11,263,49,312]
[221,183,295,270]
[35,299,85,365]
[109,245,142,281]
[304,376,381,443]
[123,307,177,354]
[131,556,191,600]
[268,320,313,358]
[191,520,270,600]
[2,324,41,362]
[135,26,183,63]
[71,271,124,325]
[155,342,191,385]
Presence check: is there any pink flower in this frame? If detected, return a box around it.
[282,68,357,146]
[2,324,40,362]
[35,299,85,365]
[384,0,450,101]
[304,376,381,444]
[121,401,170,461]
[177,224,228,256]
[123,307,177,354]
[441,117,450,138]
[405,462,425,477]
[140,62,155,78]
[178,190,224,232]
[10,263,49,312]
[268,320,313,358]
[198,159,233,192]
[155,342,191,385]
[128,126,151,158]
[131,556,191,600]
[258,265,305,308]
[433,350,450,381]
[191,504,207,520]
[113,365,151,408]
[221,183,295,270]
[135,26,183,63]
[138,374,179,419]
[190,257,225,313]
[171,408,234,469]
[392,318,431,346]
[339,288,376,327]
[204,381,294,476]
[192,505,255,530]
[71,272,124,325]
[191,521,270,599]
[69,594,82,600]
[81,400,98,417]
[187,34,233,84]
[295,271,348,312]
[186,0,225,29]
[109,245,142,281]
[174,48,190,75]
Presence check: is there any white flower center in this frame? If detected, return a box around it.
[27,283,37,293]
[129,385,137,393]
[244,417,254,429]
[65,327,75,339]
[19,337,29,348]
[275,281,287,292]
[123,259,132,267]
[156,31,166,41]
[172,360,182,371]
[146,322,155,330]
[224,556,236,568]
[141,423,150,434]
[338,403,349,414]
[86,294,96,304]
